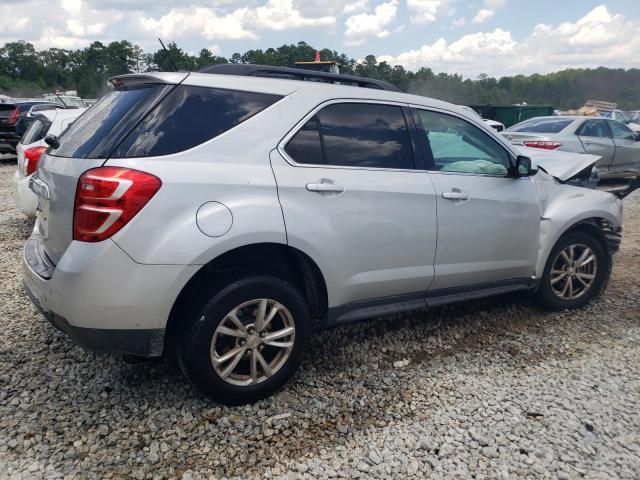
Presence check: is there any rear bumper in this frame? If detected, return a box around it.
[23,281,165,356]
[22,235,199,357]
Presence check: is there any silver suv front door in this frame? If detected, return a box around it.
[412,107,540,291]
[272,101,438,308]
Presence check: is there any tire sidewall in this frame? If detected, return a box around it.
[178,275,310,405]
[538,231,608,311]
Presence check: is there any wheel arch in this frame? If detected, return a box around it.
[166,242,329,340]
[536,215,620,279]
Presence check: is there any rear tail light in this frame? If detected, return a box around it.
[6,108,19,125]
[23,146,47,176]
[523,140,563,150]
[73,167,161,242]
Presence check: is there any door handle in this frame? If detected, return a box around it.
[306,182,344,193]
[442,191,469,201]
[583,140,592,145]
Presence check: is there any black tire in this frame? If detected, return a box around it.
[177,275,310,405]
[536,230,609,311]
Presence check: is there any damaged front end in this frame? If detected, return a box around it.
[519,146,640,199]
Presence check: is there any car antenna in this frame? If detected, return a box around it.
[158,38,178,72]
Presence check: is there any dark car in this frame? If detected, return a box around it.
[0,101,63,155]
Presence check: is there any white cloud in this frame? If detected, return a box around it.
[472,0,506,24]
[406,0,446,25]
[60,0,83,14]
[139,0,335,41]
[344,0,399,46]
[139,8,257,40]
[380,5,640,77]
[241,0,335,31]
[343,0,368,14]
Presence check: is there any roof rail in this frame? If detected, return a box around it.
[197,64,400,92]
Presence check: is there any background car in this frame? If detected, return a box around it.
[627,110,640,123]
[13,108,85,217]
[0,100,62,155]
[503,116,640,179]
[461,105,506,131]
[606,109,640,132]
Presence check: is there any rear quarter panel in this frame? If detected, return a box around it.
[107,93,323,266]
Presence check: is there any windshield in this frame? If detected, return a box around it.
[508,118,573,133]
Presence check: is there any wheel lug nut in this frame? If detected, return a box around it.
[260,332,265,338]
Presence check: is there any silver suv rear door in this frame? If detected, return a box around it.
[272,100,438,308]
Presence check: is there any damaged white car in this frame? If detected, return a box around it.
[23,66,633,404]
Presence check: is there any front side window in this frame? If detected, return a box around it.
[577,119,610,138]
[285,103,414,169]
[609,121,636,141]
[414,109,511,176]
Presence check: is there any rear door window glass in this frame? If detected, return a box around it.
[509,119,573,133]
[577,120,610,138]
[111,86,281,158]
[284,116,324,165]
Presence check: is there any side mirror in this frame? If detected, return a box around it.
[515,155,536,177]
[635,132,640,142]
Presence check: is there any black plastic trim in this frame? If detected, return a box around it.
[326,278,535,326]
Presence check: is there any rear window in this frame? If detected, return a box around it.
[49,84,281,159]
[111,86,281,158]
[508,118,573,133]
[49,84,170,159]
[20,118,51,145]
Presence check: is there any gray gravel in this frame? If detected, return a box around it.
[0,159,639,479]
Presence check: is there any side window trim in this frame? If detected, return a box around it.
[409,105,516,177]
[278,99,420,172]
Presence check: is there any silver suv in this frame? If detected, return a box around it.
[23,68,624,404]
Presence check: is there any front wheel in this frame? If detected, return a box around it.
[177,276,311,405]
[536,231,609,311]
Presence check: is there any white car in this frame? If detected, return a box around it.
[461,106,505,132]
[13,108,85,217]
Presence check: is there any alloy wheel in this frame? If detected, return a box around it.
[549,244,598,300]
[210,298,296,386]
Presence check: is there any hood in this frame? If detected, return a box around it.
[516,146,599,182]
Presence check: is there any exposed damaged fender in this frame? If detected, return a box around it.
[516,146,599,182]
[532,169,623,279]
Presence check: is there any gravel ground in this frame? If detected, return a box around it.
[0,158,639,479]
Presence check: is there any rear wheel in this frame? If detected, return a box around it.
[177,275,310,405]
[536,231,608,311]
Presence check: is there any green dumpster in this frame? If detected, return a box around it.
[469,105,554,128]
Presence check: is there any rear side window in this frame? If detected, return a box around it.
[111,86,281,158]
[20,118,51,145]
[50,84,170,158]
[509,118,573,133]
[285,103,414,169]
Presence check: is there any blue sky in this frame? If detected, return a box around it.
[1,0,639,77]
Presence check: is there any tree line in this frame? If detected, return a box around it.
[1,40,638,109]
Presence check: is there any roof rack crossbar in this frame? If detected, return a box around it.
[196,64,400,92]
